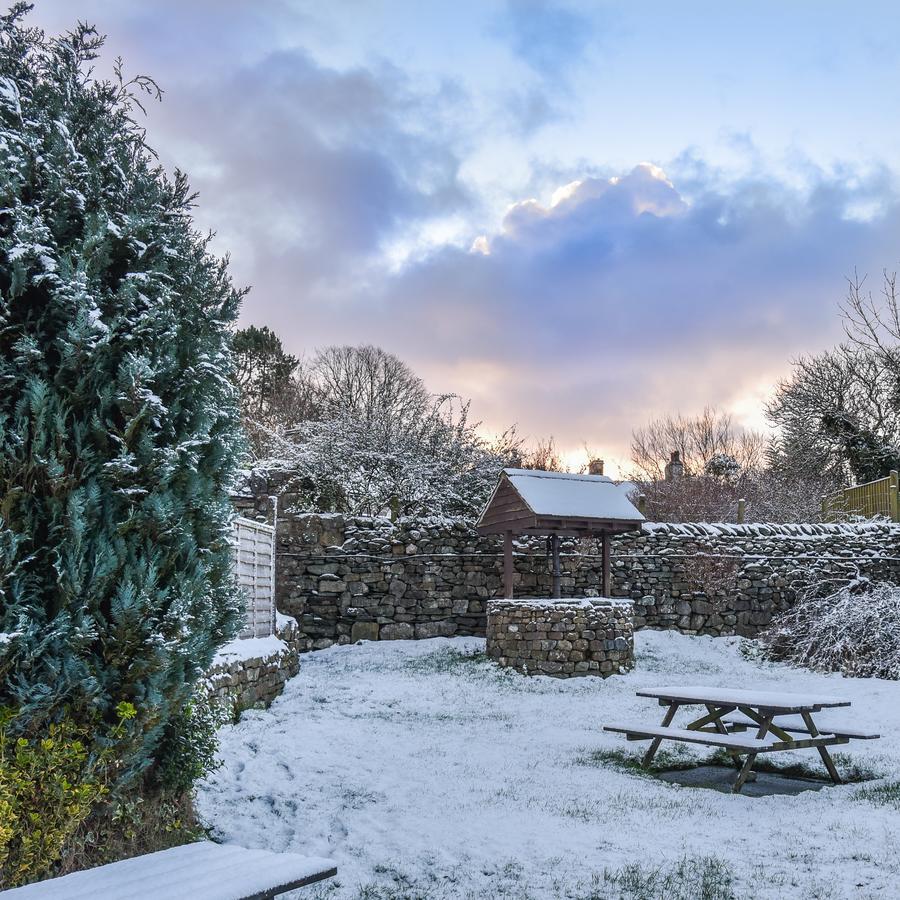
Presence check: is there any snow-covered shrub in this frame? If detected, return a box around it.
[264,395,518,517]
[758,581,900,679]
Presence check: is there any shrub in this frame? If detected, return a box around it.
[57,785,204,878]
[153,684,230,795]
[758,581,900,679]
[0,703,135,888]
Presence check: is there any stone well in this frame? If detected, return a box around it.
[486,597,634,678]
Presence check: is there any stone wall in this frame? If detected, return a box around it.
[486,598,634,677]
[275,513,900,648]
[206,619,300,714]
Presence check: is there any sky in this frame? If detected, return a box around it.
[31,1,900,474]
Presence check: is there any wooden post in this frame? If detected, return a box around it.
[736,498,745,524]
[550,533,561,599]
[503,530,514,599]
[601,533,611,598]
[891,470,900,523]
[821,496,829,522]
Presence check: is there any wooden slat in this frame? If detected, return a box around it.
[722,711,880,740]
[602,723,848,753]
[231,517,276,640]
[637,686,850,713]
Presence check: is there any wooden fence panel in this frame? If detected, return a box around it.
[231,516,277,638]
[822,470,900,522]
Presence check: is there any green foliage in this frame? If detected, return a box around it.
[233,325,299,417]
[154,685,229,794]
[0,4,244,789]
[821,411,900,483]
[0,703,135,888]
[59,784,204,876]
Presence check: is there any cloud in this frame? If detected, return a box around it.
[26,3,900,471]
[496,0,595,77]
[295,160,900,467]
[147,50,473,319]
[29,2,473,294]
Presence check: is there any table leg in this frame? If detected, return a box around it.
[801,711,842,784]
[642,702,679,768]
[732,713,772,794]
[705,704,743,771]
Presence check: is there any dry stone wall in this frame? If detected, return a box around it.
[274,513,900,648]
[486,598,634,677]
[206,619,301,714]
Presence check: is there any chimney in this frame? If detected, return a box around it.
[588,459,604,476]
[664,450,684,481]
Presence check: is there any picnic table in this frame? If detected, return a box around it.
[604,685,880,794]
[0,841,337,899]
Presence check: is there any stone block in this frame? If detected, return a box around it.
[414,621,457,639]
[380,622,414,640]
[351,621,380,642]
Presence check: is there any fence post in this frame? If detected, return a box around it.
[821,497,829,522]
[736,498,745,524]
[891,470,900,523]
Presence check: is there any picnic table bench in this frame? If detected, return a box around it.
[0,841,337,899]
[604,685,879,794]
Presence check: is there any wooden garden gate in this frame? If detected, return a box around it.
[231,516,277,638]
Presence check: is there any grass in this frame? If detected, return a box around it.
[558,792,691,822]
[591,855,737,900]
[851,780,900,809]
[707,749,878,784]
[315,855,738,900]
[347,860,545,900]
[576,745,700,776]
[400,646,490,676]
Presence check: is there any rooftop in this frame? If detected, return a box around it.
[476,468,644,535]
[500,468,644,523]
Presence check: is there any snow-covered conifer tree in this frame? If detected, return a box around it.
[0,6,243,782]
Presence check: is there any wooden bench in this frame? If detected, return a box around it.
[721,711,880,741]
[603,723,848,753]
[0,841,337,899]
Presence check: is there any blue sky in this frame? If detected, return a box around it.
[32,1,900,472]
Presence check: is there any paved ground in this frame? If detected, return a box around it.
[657,765,829,797]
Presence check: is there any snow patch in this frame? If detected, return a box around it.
[198,631,900,898]
[212,635,289,665]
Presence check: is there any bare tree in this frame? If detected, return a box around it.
[630,406,831,522]
[630,407,766,481]
[310,345,431,429]
[519,436,567,472]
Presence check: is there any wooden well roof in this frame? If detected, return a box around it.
[476,468,645,536]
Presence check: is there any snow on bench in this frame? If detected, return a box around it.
[721,711,880,740]
[0,841,337,900]
[602,723,842,753]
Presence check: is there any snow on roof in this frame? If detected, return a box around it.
[502,468,644,522]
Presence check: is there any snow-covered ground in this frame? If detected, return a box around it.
[197,632,900,899]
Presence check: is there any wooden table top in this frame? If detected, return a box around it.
[637,685,851,714]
